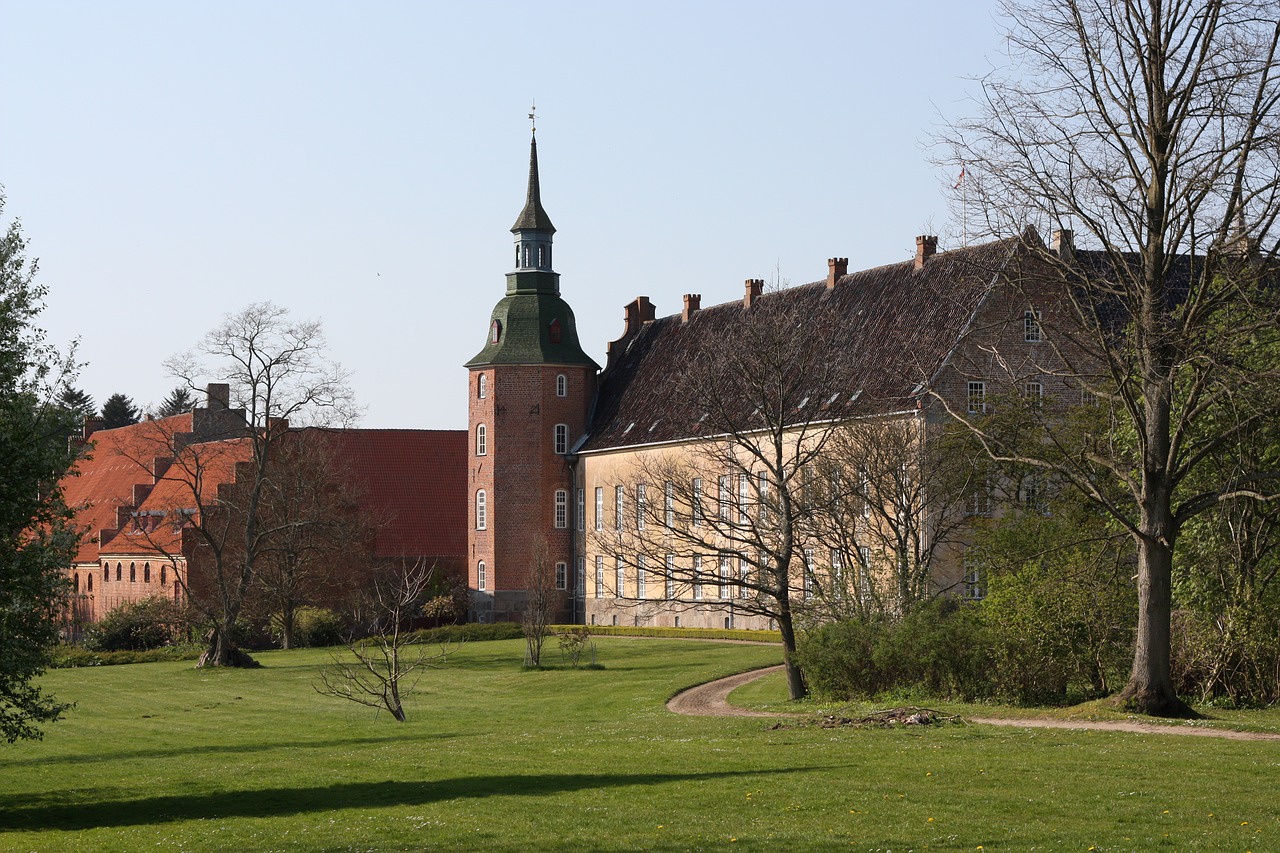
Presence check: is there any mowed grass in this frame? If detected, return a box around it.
[0,640,1276,852]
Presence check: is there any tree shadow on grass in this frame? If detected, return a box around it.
[0,732,461,770]
[0,767,828,832]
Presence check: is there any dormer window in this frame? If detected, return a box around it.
[490,320,502,344]
[548,319,562,344]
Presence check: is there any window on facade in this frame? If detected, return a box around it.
[1024,309,1043,343]
[693,556,704,600]
[478,560,487,591]
[130,562,136,582]
[969,479,993,517]
[858,547,872,603]
[554,423,568,455]
[967,381,986,414]
[738,474,749,522]
[963,565,985,600]
[538,245,545,268]
[476,490,487,530]
[144,563,151,583]
[615,557,625,598]
[161,565,167,586]
[718,475,730,521]
[614,485,624,531]
[595,556,604,598]
[87,574,93,592]
[859,466,871,519]
[116,563,122,581]
[1025,381,1043,407]
[738,553,751,598]
[801,465,814,510]
[576,488,585,532]
[692,478,703,527]
[803,549,815,599]
[636,484,646,530]
[555,561,567,591]
[576,557,585,595]
[490,320,502,344]
[758,471,769,524]
[476,423,487,456]
[831,550,843,596]
[718,555,731,599]
[1019,474,1046,512]
[637,555,647,598]
[554,489,568,528]
[594,487,604,531]
[662,481,675,527]
[555,373,567,396]
[548,319,562,344]
[477,373,487,398]
[665,554,676,599]
[103,562,108,582]
[74,573,79,593]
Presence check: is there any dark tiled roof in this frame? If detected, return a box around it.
[465,290,599,369]
[511,135,555,234]
[582,237,1022,452]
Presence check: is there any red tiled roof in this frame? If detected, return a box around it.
[584,236,1021,451]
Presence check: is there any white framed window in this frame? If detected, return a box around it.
[1024,309,1042,343]
[858,547,872,603]
[757,471,769,524]
[477,373,487,399]
[1019,474,1046,511]
[967,381,986,414]
[555,561,567,590]
[475,490,487,530]
[576,488,585,532]
[718,475,730,520]
[859,466,871,519]
[576,557,585,595]
[637,555,647,597]
[595,487,604,531]
[595,556,604,598]
[664,481,674,527]
[718,555,731,599]
[970,479,993,517]
[556,374,567,397]
[738,473,749,522]
[963,565,985,600]
[738,553,751,598]
[615,557,625,598]
[636,483,647,530]
[476,423,487,456]
[831,549,843,592]
[803,548,815,599]
[665,554,676,598]
[554,489,568,528]
[1025,380,1043,407]
[554,423,569,454]
[693,555,704,599]
[477,560,487,591]
[614,485,624,532]
[692,478,703,527]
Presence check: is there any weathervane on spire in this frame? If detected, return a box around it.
[528,101,537,133]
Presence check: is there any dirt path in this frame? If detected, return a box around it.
[667,665,1280,741]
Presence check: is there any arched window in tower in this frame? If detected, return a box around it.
[554,490,568,528]
[523,245,530,268]
[490,320,502,344]
[548,318,562,344]
[555,374,567,397]
[538,245,545,268]
[477,560,487,591]
[476,490,487,530]
[476,423,487,456]
[554,423,568,455]
[477,373,487,399]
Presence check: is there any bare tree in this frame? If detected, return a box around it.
[315,559,452,722]
[939,0,1280,715]
[522,536,557,667]
[593,293,851,700]
[162,302,358,666]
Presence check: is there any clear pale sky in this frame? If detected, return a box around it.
[1,1,1004,429]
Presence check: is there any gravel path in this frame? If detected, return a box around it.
[667,665,1280,741]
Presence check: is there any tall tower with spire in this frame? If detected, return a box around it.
[465,133,599,622]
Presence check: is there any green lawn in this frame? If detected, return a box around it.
[3,639,1277,851]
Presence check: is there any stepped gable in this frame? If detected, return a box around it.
[583,236,1022,452]
[62,413,194,563]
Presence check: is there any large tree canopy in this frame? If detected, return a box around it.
[0,190,78,743]
[942,0,1280,715]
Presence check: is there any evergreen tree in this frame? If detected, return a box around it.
[0,189,77,743]
[57,387,95,422]
[155,386,195,418]
[100,393,140,429]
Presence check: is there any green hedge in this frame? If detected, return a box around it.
[50,644,204,668]
[406,622,525,644]
[546,625,782,643]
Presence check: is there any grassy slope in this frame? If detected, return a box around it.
[0,639,1275,852]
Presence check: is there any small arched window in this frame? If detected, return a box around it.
[87,574,93,592]
[129,562,136,582]
[476,490,487,530]
[161,565,167,586]
[548,318,562,344]
[555,374,567,397]
[538,245,545,268]
[554,423,568,455]
[490,320,502,344]
[74,573,80,593]
[103,562,109,582]
[476,423,487,456]
[477,560,487,591]
[477,373,487,399]
[116,563,122,581]
[144,563,151,583]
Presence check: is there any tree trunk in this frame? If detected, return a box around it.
[280,609,295,650]
[197,618,258,668]
[1115,534,1196,717]
[776,610,808,701]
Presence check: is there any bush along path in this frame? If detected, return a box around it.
[667,665,1280,741]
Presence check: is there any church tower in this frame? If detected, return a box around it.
[466,133,599,622]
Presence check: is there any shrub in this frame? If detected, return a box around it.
[51,644,203,668]
[84,597,189,652]
[272,607,346,648]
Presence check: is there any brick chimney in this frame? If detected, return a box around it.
[1051,229,1074,261]
[682,293,701,323]
[744,279,763,308]
[206,383,230,410]
[915,236,937,270]
[826,258,848,290]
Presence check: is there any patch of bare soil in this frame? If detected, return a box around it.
[668,665,1280,742]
